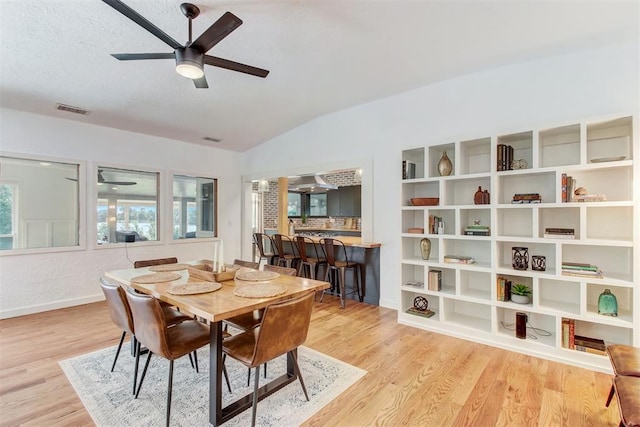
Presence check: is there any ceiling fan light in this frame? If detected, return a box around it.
[175,47,204,79]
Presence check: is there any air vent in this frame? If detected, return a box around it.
[56,103,91,115]
[202,136,222,143]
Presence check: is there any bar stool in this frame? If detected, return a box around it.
[253,233,276,268]
[294,236,327,280]
[272,234,300,269]
[606,344,640,407]
[319,238,362,308]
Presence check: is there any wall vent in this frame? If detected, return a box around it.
[202,136,222,143]
[56,103,91,115]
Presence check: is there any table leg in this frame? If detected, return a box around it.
[209,321,223,426]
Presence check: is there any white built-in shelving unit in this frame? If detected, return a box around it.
[399,113,638,373]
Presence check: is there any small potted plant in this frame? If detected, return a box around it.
[511,284,532,304]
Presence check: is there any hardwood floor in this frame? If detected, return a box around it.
[0,297,620,426]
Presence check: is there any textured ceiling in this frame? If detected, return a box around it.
[0,1,637,152]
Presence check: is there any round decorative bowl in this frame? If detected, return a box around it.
[410,197,439,206]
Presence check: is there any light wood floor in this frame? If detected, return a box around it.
[0,296,621,426]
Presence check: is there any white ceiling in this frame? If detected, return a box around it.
[1,1,637,152]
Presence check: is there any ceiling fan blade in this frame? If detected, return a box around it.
[191,12,242,54]
[111,53,175,61]
[204,55,269,78]
[102,0,182,50]
[193,76,209,89]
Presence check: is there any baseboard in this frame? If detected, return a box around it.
[0,294,105,319]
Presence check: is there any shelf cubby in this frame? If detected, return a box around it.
[496,308,556,347]
[444,299,491,333]
[566,166,632,202]
[538,278,580,315]
[586,116,633,163]
[459,208,491,235]
[496,241,556,274]
[460,270,491,301]
[561,244,633,283]
[426,208,455,235]
[459,137,491,175]
[428,144,456,177]
[443,176,491,206]
[573,319,633,347]
[434,267,456,295]
[539,124,580,168]
[402,209,425,234]
[402,181,439,206]
[496,207,533,238]
[402,291,440,322]
[401,263,425,290]
[443,238,491,268]
[497,171,556,204]
[585,205,633,242]
[402,236,437,262]
[497,131,533,171]
[402,147,425,179]
[539,207,580,239]
[585,283,633,324]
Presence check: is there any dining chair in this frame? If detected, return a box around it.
[263,264,297,276]
[272,234,300,269]
[99,278,192,394]
[125,288,231,427]
[233,259,259,269]
[222,291,315,427]
[133,257,178,268]
[294,236,327,280]
[253,233,276,268]
[319,238,363,308]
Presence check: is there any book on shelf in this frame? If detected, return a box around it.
[544,233,575,239]
[562,173,567,202]
[561,269,603,279]
[496,277,512,302]
[573,194,607,202]
[512,199,542,204]
[444,255,476,264]
[562,318,576,349]
[545,228,575,239]
[404,281,424,289]
[575,345,606,356]
[428,269,442,291]
[561,262,599,272]
[513,193,542,201]
[429,215,444,234]
[402,160,416,180]
[405,307,435,318]
[465,225,490,236]
[574,335,606,351]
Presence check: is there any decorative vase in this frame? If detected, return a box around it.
[512,247,529,270]
[532,255,546,271]
[511,294,530,304]
[438,151,452,176]
[598,289,618,317]
[420,238,431,260]
[474,186,483,205]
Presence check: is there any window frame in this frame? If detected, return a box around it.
[170,173,218,242]
[0,152,86,256]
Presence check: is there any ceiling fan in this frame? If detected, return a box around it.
[102,0,269,88]
[98,170,137,186]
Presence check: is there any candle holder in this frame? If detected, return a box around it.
[532,255,546,271]
[512,247,529,270]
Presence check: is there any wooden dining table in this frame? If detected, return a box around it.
[105,261,330,426]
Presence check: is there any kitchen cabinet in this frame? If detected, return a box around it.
[327,185,361,217]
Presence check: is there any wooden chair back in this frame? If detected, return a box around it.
[99,278,134,335]
[133,257,178,268]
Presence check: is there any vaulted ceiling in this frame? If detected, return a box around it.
[1,1,637,152]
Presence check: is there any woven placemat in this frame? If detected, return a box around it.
[235,270,279,282]
[148,263,190,272]
[168,282,221,295]
[234,283,287,298]
[130,272,181,284]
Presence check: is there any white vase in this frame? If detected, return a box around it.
[511,294,530,304]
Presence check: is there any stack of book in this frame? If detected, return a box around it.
[497,144,514,171]
[561,318,575,349]
[561,173,576,202]
[496,277,512,301]
[573,194,607,202]
[561,262,603,279]
[464,225,490,236]
[574,335,606,355]
[404,281,424,289]
[544,228,575,239]
[444,255,476,264]
[428,269,442,291]
[512,193,542,204]
[405,307,435,318]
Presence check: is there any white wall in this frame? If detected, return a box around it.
[241,42,640,309]
[0,109,243,318]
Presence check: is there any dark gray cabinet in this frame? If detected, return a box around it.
[327,185,361,217]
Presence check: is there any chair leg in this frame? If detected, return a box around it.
[222,354,232,393]
[188,352,194,369]
[289,350,309,401]
[193,350,199,373]
[339,267,347,308]
[606,383,615,407]
[247,368,252,387]
[251,365,260,427]
[135,351,153,398]
[111,331,126,372]
[133,340,141,395]
[166,360,174,427]
[355,265,363,302]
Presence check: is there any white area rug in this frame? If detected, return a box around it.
[60,343,366,426]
